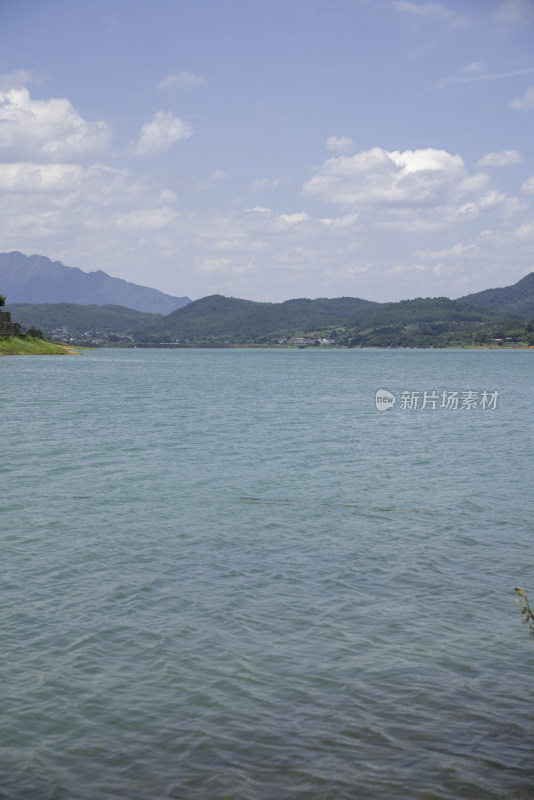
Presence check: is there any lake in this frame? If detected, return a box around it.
[1,347,533,799]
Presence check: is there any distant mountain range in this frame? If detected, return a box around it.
[3,250,534,347]
[128,272,534,344]
[127,293,528,347]
[0,251,190,314]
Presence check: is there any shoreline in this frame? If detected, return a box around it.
[0,337,82,356]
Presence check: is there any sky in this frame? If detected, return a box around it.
[0,0,533,303]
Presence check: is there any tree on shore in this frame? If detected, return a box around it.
[27,327,44,339]
[0,294,5,307]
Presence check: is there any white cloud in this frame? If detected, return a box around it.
[214,238,265,252]
[326,135,355,153]
[456,172,489,194]
[417,242,480,259]
[320,213,360,229]
[276,212,310,225]
[300,147,527,270]
[463,62,485,74]
[439,67,534,93]
[303,147,468,207]
[248,206,272,214]
[391,1,468,26]
[131,111,193,155]
[157,71,206,90]
[116,206,179,229]
[478,190,509,209]
[201,257,233,272]
[515,219,534,237]
[0,161,530,302]
[249,177,282,191]
[0,162,84,192]
[388,263,427,275]
[158,189,178,204]
[510,86,534,110]
[102,14,120,32]
[178,170,227,193]
[0,78,530,303]
[376,211,449,232]
[453,190,518,221]
[0,88,110,162]
[392,1,453,17]
[0,161,137,212]
[476,150,524,167]
[0,69,41,91]
[493,0,534,24]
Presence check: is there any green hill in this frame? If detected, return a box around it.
[6,302,161,339]
[457,273,534,318]
[334,298,520,348]
[133,294,376,343]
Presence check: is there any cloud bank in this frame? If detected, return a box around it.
[0,74,532,302]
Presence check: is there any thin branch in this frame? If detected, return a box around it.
[515,587,534,638]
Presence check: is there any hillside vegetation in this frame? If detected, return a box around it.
[129,294,530,347]
[333,298,526,348]
[7,302,162,340]
[0,336,68,355]
[133,294,375,343]
[4,271,534,348]
[457,273,534,317]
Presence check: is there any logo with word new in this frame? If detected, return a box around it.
[374,388,499,412]
[375,389,396,411]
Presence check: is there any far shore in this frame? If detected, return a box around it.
[2,337,533,354]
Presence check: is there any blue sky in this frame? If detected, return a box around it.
[0,0,533,302]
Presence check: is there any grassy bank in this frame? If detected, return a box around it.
[0,336,69,355]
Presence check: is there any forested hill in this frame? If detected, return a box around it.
[332,298,520,348]
[457,272,534,317]
[134,294,376,342]
[7,302,162,339]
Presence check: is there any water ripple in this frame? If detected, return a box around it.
[1,349,533,799]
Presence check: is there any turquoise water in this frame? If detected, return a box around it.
[1,348,533,799]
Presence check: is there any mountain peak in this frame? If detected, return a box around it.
[0,252,190,314]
